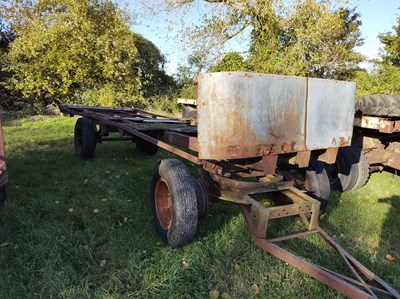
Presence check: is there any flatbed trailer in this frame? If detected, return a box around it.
[60,72,399,298]
[0,117,7,202]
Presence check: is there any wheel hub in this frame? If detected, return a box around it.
[154,178,172,230]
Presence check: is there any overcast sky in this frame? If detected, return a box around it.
[132,0,400,75]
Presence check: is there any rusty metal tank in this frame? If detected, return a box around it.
[196,72,355,160]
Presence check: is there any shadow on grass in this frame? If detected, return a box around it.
[378,195,400,269]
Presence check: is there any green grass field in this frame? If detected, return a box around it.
[0,116,399,298]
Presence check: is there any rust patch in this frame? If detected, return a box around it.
[228,145,242,157]
[338,136,351,147]
[262,155,278,174]
[257,145,270,156]
[296,151,311,168]
[240,72,253,78]
[318,147,338,164]
[281,143,290,152]
[291,142,296,152]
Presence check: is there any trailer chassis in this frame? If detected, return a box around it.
[60,104,399,299]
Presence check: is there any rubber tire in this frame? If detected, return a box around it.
[74,118,97,160]
[151,159,198,248]
[328,147,358,191]
[304,159,331,212]
[0,185,5,203]
[194,178,208,219]
[345,146,370,191]
[136,138,158,156]
[356,94,400,117]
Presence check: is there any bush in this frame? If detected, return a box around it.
[66,84,145,108]
[146,94,181,115]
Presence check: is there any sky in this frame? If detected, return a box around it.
[132,0,400,75]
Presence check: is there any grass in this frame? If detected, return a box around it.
[0,115,399,298]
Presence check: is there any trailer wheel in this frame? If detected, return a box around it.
[74,118,97,160]
[327,146,370,191]
[136,138,158,156]
[151,159,198,248]
[304,158,331,212]
[326,148,357,191]
[194,178,208,219]
[345,146,370,190]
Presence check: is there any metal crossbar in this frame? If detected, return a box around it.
[240,190,400,299]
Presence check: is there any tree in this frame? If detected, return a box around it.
[248,2,363,79]
[140,0,363,80]
[210,52,249,72]
[378,15,400,67]
[354,64,400,97]
[355,13,400,96]
[133,33,176,97]
[1,0,141,105]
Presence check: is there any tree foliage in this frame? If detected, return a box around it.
[354,64,400,97]
[248,1,363,79]
[354,13,400,97]
[1,0,141,105]
[133,33,176,97]
[378,16,400,67]
[144,0,363,80]
[210,52,248,72]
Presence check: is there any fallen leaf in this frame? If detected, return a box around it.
[84,179,89,184]
[99,259,107,267]
[209,290,219,299]
[222,292,231,299]
[101,198,108,202]
[54,201,60,204]
[386,254,395,261]
[182,260,189,268]
[93,208,99,214]
[123,217,128,223]
[233,263,240,271]
[252,284,260,295]
[68,208,74,213]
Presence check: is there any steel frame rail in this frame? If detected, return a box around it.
[240,188,400,299]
